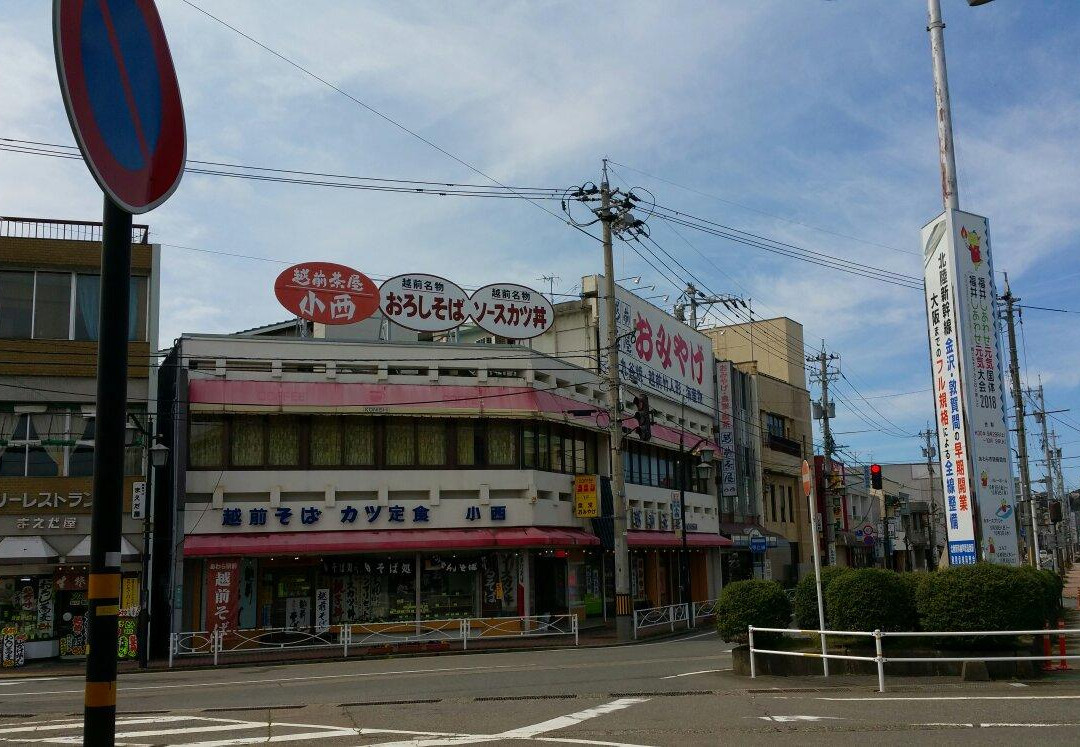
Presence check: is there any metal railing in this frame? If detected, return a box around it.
[691,599,719,625]
[0,216,149,243]
[633,603,690,639]
[749,625,1080,692]
[169,615,579,667]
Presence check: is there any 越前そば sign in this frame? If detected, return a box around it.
[274,262,379,325]
[470,283,554,340]
[379,273,470,333]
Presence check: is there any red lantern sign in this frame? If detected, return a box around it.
[274,262,379,325]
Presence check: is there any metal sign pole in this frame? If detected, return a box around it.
[805,460,828,676]
[84,196,132,744]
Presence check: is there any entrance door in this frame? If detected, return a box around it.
[533,557,567,616]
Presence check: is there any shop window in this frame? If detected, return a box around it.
[343,418,375,466]
[385,420,416,466]
[230,416,265,467]
[189,417,225,468]
[455,422,477,466]
[0,271,34,338]
[573,434,586,475]
[787,486,794,525]
[32,272,72,340]
[522,425,537,469]
[584,433,598,474]
[0,415,59,477]
[0,576,55,643]
[309,416,342,467]
[537,427,550,470]
[417,420,447,466]
[487,421,517,466]
[421,558,478,618]
[267,416,301,467]
[73,274,149,342]
[549,428,564,472]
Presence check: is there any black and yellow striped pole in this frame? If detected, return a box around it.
[83,197,132,745]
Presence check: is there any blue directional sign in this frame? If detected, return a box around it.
[54,0,185,213]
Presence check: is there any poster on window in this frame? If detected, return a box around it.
[595,276,715,415]
[314,589,330,633]
[205,559,240,632]
[285,597,310,629]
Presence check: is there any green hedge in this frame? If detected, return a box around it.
[715,579,791,644]
[825,568,918,632]
[793,566,852,629]
[916,563,1052,634]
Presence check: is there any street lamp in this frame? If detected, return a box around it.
[149,442,169,469]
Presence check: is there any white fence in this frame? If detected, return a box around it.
[169,615,578,667]
[748,625,1080,692]
[631,599,718,639]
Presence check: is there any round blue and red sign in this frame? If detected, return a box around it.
[54,0,186,214]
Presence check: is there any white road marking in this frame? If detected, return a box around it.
[915,723,1080,729]
[660,668,730,679]
[9,663,525,697]
[534,738,657,747]
[0,716,199,735]
[816,695,1080,702]
[1010,682,1029,687]
[636,631,718,646]
[754,715,842,722]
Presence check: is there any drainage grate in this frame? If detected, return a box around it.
[608,690,713,698]
[340,698,442,707]
[203,704,306,713]
[475,694,578,702]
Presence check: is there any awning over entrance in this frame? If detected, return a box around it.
[183,527,600,557]
[719,522,791,549]
[66,535,140,560]
[627,530,732,548]
[0,536,59,562]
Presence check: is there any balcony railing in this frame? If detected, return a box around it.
[766,432,802,458]
[1,216,149,244]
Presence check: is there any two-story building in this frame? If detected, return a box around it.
[0,216,159,664]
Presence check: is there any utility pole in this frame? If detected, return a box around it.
[539,274,560,303]
[1032,384,1054,570]
[1001,276,1037,566]
[599,161,633,641]
[808,343,840,565]
[927,0,960,211]
[919,426,939,570]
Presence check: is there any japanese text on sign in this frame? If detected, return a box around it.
[573,474,599,518]
[470,283,554,340]
[379,273,470,333]
[274,262,379,325]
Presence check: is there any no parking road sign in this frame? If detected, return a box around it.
[54,0,186,213]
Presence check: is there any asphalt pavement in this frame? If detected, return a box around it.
[3,630,1080,745]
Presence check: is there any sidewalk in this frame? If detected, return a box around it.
[0,620,709,679]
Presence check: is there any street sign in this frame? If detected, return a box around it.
[801,459,812,497]
[573,475,599,518]
[749,530,767,554]
[54,0,186,214]
[274,263,379,325]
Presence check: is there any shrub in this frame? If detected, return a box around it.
[1016,566,1063,624]
[825,568,918,632]
[793,566,852,629]
[715,579,791,644]
[916,563,1046,635]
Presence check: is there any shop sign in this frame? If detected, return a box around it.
[597,277,715,415]
[670,493,682,531]
[205,559,240,632]
[219,502,507,529]
[378,273,470,333]
[922,210,1018,566]
[286,597,310,629]
[14,516,79,531]
[1,630,25,668]
[131,481,146,520]
[323,559,413,575]
[314,589,330,634]
[55,570,88,591]
[274,262,379,325]
[36,583,54,638]
[1,493,90,512]
[573,475,599,518]
[469,283,554,340]
[716,361,738,498]
[0,477,138,515]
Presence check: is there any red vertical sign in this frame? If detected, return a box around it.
[205,559,240,631]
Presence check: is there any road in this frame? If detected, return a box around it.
[3,631,1080,745]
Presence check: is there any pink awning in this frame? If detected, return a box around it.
[627,530,732,548]
[183,527,599,557]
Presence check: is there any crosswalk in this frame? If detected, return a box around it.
[0,715,361,746]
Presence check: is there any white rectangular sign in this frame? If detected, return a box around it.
[921,210,1019,566]
[596,277,716,415]
[716,360,738,498]
[131,481,146,520]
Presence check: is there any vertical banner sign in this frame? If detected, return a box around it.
[573,474,599,518]
[922,210,1019,566]
[131,480,146,519]
[716,361,738,499]
[596,277,715,415]
[205,559,240,631]
[314,589,330,634]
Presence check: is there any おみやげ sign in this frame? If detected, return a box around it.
[274,262,379,325]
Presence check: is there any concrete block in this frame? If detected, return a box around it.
[961,660,990,682]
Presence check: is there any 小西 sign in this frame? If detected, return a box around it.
[274,262,379,325]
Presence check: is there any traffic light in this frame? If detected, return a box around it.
[870,463,883,490]
[633,394,652,441]
[1050,500,1063,524]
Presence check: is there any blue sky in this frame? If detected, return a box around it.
[2,0,1078,488]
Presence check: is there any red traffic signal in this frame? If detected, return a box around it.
[870,463,883,490]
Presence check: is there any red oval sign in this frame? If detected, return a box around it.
[274,262,379,325]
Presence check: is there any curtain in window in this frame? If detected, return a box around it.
[343,419,375,465]
[417,421,446,466]
[0,412,21,475]
[310,417,341,466]
[69,415,95,475]
[22,416,58,476]
[522,426,536,468]
[0,271,34,338]
[267,416,300,467]
[129,277,148,341]
[573,435,586,474]
[31,413,66,476]
[33,273,72,339]
[549,429,563,472]
[385,421,415,466]
[456,423,475,466]
[230,417,264,467]
[487,422,517,466]
[189,419,224,468]
[537,429,550,470]
[74,274,100,340]
[0,412,17,464]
